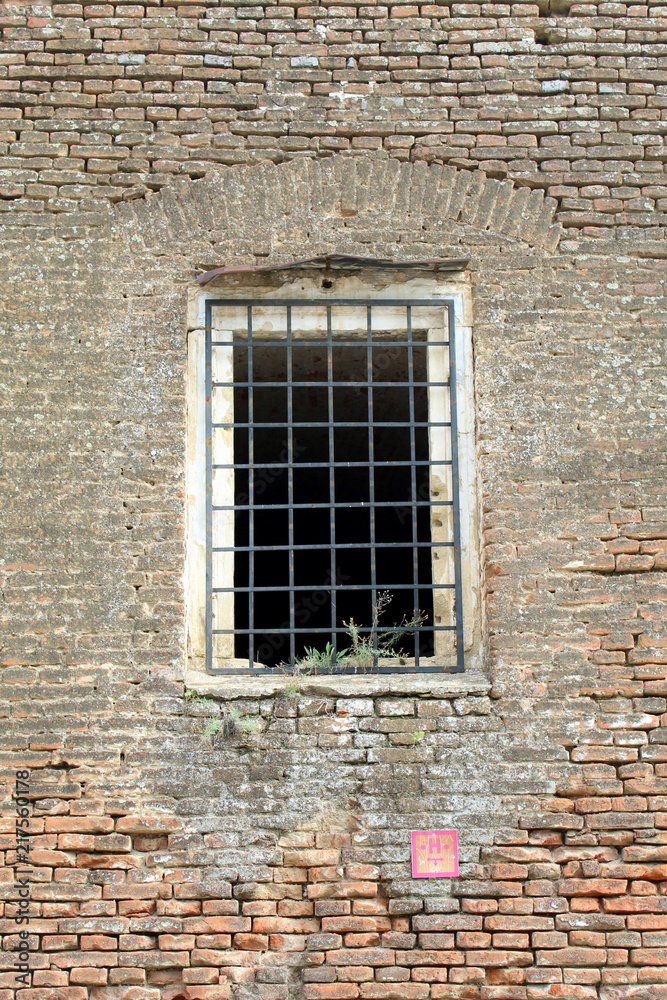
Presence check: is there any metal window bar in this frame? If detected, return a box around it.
[327,306,337,660]
[205,297,465,675]
[286,306,295,668]
[407,305,420,668]
[247,305,255,671]
[366,305,377,668]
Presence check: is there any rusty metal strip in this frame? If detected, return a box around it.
[197,254,469,285]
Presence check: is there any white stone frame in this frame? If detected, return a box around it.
[185,270,482,678]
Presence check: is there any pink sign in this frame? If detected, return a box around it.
[411,830,458,878]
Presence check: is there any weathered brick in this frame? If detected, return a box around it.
[1,11,666,994]
[557,880,627,897]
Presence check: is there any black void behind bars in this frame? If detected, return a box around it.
[205,298,465,674]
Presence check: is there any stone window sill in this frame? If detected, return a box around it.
[184,667,490,700]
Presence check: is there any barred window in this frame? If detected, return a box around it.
[187,271,480,678]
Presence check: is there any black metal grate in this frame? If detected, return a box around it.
[205,298,464,674]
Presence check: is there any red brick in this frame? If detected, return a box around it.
[490,864,529,880]
[575,798,613,815]
[536,948,607,967]
[464,901,499,914]
[278,901,314,917]
[21,990,88,1000]
[116,816,182,834]
[56,836,95,851]
[628,915,667,929]
[322,918,391,933]
[195,935,232,950]
[603,897,667,913]
[360,986,430,999]
[413,916,482,932]
[183,970,221,984]
[199,917,250,933]
[170,987,233,999]
[311,884,378,901]
[32,971,70,987]
[631,948,667,965]
[418,934,455,949]
[485,918,555,932]
[411,968,450,983]
[284,850,341,867]
[159,934,196,950]
[346,933,381,948]
[532,934,567,949]
[457,933,492,949]
[80,934,118,950]
[76,853,139,869]
[383,932,415,949]
[326,949,395,967]
[316,904,351,918]
[394,951,466,967]
[50,950,121,969]
[492,933,530,949]
[624,847,667,862]
[482,849,551,864]
[42,935,78,951]
[338,968,375,983]
[465,951,533,967]
[233,933,268,950]
[253,917,319,933]
[557,880,627,897]
[432,986,483,998]
[346,866,381,881]
[486,970,526,986]
[354,902,389,916]
[615,554,655,572]
[70,968,109,985]
[571,747,638,764]
[303,987,360,999]
[480,987,526,999]
[44,817,114,833]
[569,931,604,947]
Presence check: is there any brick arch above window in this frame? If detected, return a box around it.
[114,155,562,268]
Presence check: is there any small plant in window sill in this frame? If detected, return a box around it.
[298,642,347,672]
[341,591,427,671]
[280,593,427,682]
[278,642,346,700]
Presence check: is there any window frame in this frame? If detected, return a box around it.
[185,273,481,679]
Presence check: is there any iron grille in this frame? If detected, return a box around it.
[205,298,464,674]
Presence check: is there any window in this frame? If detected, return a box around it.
[186,268,480,677]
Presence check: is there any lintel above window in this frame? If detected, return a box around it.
[197,254,470,284]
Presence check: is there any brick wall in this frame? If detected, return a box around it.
[1,0,667,231]
[0,104,666,1000]
[3,680,667,1000]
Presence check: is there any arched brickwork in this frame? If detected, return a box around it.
[114,157,562,264]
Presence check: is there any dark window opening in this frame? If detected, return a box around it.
[233,338,434,668]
